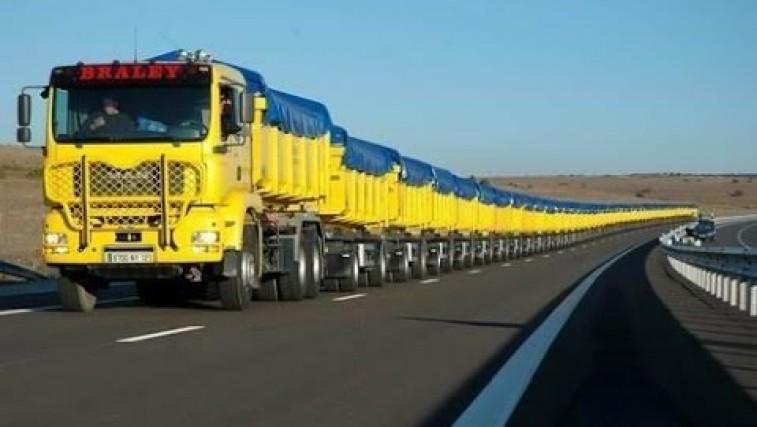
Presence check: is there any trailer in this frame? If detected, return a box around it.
[15,49,698,312]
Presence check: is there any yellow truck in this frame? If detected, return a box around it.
[15,49,697,312]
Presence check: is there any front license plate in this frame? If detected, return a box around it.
[104,251,154,264]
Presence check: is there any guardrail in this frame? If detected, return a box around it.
[660,223,757,316]
[0,260,48,282]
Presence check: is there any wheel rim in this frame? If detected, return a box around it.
[312,242,323,283]
[241,251,256,290]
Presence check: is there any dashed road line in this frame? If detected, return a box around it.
[332,293,367,302]
[420,278,440,284]
[117,326,205,343]
[468,269,481,275]
[501,263,512,268]
[524,258,534,263]
[542,254,551,259]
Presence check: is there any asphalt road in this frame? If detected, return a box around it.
[508,238,757,427]
[707,219,757,249]
[0,224,698,426]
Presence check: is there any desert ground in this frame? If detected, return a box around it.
[1,145,754,273]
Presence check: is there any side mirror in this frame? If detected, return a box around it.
[18,93,31,127]
[17,127,31,144]
[240,92,254,124]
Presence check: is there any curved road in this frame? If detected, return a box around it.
[0,226,666,427]
[706,218,757,249]
[1,222,754,426]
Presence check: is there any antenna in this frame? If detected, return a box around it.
[133,26,138,62]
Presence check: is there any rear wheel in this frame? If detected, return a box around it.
[304,226,322,299]
[58,274,98,312]
[393,246,411,282]
[412,240,428,279]
[339,247,360,292]
[427,243,441,276]
[368,241,387,287]
[279,236,308,301]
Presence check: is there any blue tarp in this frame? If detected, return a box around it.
[401,157,435,186]
[477,183,499,205]
[433,167,457,195]
[330,126,348,145]
[494,189,513,207]
[264,89,332,139]
[148,51,332,138]
[455,176,479,200]
[342,137,401,176]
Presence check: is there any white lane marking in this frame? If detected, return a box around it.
[501,263,512,268]
[736,222,757,249]
[0,297,138,317]
[332,293,367,302]
[542,254,551,259]
[453,243,639,427]
[468,269,481,275]
[524,258,534,263]
[117,326,205,343]
[570,248,577,252]
[557,250,565,255]
[420,278,440,284]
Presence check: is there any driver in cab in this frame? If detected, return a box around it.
[82,96,134,135]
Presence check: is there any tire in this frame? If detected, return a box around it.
[219,251,255,310]
[304,226,322,299]
[394,247,411,283]
[368,241,387,287]
[427,244,441,276]
[255,276,279,301]
[58,275,98,312]
[412,240,428,279]
[442,240,453,273]
[339,248,360,292]
[218,223,258,310]
[279,236,308,301]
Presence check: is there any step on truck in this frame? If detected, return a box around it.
[15,49,698,311]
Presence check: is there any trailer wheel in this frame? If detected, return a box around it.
[339,248,360,292]
[368,241,387,287]
[279,237,308,301]
[58,274,98,312]
[412,240,428,279]
[427,244,441,276]
[304,227,322,299]
[393,248,411,282]
[442,240,453,273]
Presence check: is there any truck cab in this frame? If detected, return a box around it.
[17,51,265,311]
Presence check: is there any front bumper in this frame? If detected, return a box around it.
[43,207,226,265]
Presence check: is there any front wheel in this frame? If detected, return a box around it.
[218,250,256,310]
[58,275,98,312]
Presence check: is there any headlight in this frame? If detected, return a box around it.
[191,231,219,245]
[44,232,67,246]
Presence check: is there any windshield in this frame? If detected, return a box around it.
[52,86,210,142]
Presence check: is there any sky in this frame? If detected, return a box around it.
[1,0,755,175]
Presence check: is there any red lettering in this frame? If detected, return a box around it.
[79,66,96,81]
[113,65,131,80]
[96,66,112,80]
[162,64,182,79]
[131,65,146,79]
[147,65,163,79]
